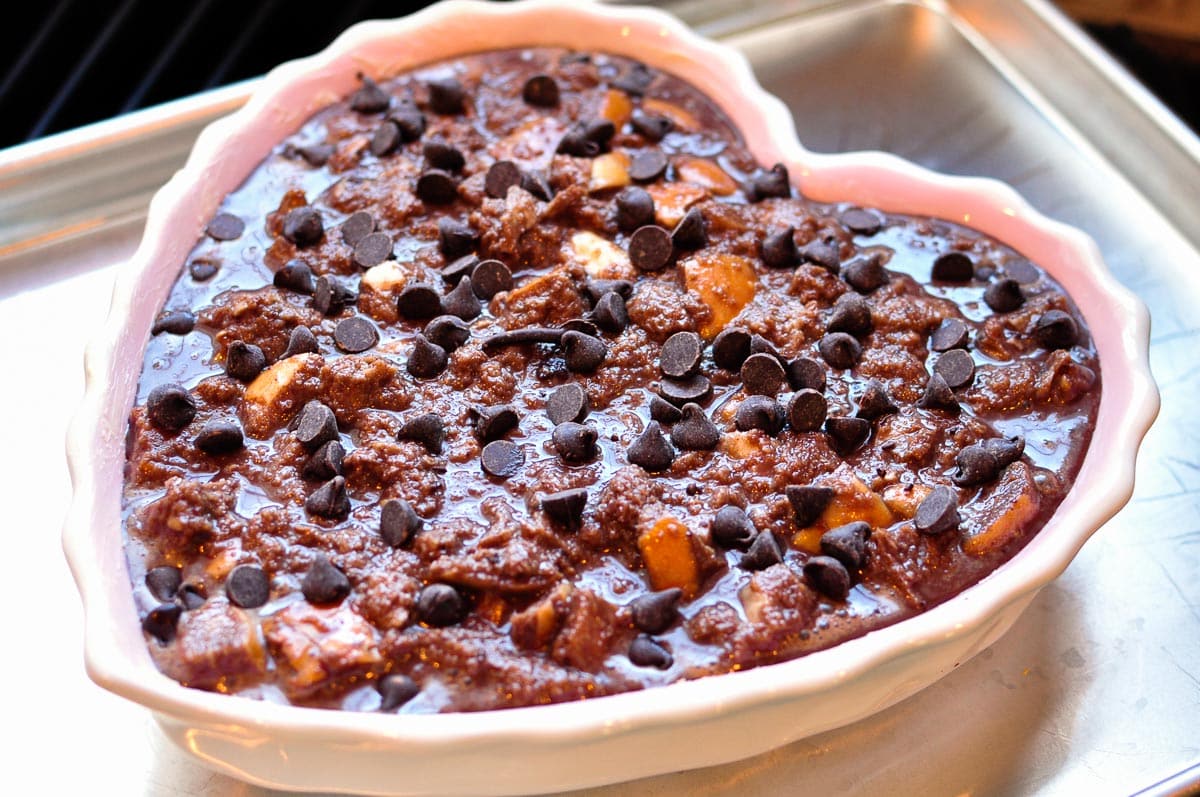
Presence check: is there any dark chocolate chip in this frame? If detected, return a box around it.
[786,357,827,392]
[397,413,444,454]
[827,292,872,336]
[649,395,682,424]
[761,226,798,268]
[302,439,345,480]
[194,420,244,456]
[415,585,466,628]
[711,505,756,550]
[333,316,379,353]
[142,604,182,644]
[302,553,351,605]
[481,440,524,478]
[370,120,402,157]
[818,332,863,370]
[630,588,682,634]
[312,277,356,319]
[917,373,961,413]
[615,187,656,232]
[658,374,712,406]
[340,211,375,247]
[798,237,841,273]
[740,352,787,396]
[953,444,1002,486]
[671,403,720,450]
[740,531,784,571]
[482,327,564,349]
[146,383,196,432]
[557,128,601,157]
[350,75,390,114]
[352,232,392,269]
[825,415,871,453]
[521,170,554,201]
[1004,257,1040,283]
[380,499,423,548]
[189,258,219,281]
[735,395,785,436]
[440,252,479,284]
[485,160,523,199]
[660,331,703,379]
[423,138,464,172]
[671,207,706,251]
[416,170,458,205]
[425,315,471,352]
[984,278,1025,313]
[226,564,269,609]
[562,319,600,337]
[584,278,634,304]
[470,259,513,299]
[290,143,334,167]
[712,328,751,372]
[930,318,970,352]
[628,634,672,669]
[787,485,835,527]
[804,555,851,600]
[295,400,338,452]
[629,149,668,182]
[274,260,315,294]
[628,224,674,271]
[282,207,323,247]
[552,422,599,463]
[932,251,974,282]
[855,380,897,420]
[178,584,206,610]
[206,213,244,241]
[750,163,790,200]
[377,674,420,711]
[305,475,350,519]
[439,277,481,321]
[407,334,448,379]
[934,348,975,389]
[225,341,266,382]
[145,566,182,602]
[541,487,588,530]
[820,521,871,570]
[628,421,674,472]
[397,283,443,320]
[547,383,590,425]
[439,220,478,263]
[562,330,607,373]
[749,334,784,363]
[1033,310,1078,350]
[787,388,828,432]
[391,106,427,142]
[591,291,628,334]
[521,73,560,107]
[473,404,519,443]
[843,255,889,294]
[914,486,960,535]
[151,310,195,336]
[427,77,466,115]
[613,63,655,95]
[841,208,882,236]
[630,109,672,141]
[283,325,319,358]
[983,435,1025,468]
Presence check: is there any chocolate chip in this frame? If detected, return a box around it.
[423,138,464,172]
[485,160,523,199]
[189,258,218,281]
[843,255,889,294]
[552,422,598,463]
[671,403,720,450]
[391,106,427,142]
[416,170,458,205]
[282,325,319,358]
[370,120,402,157]
[142,604,182,644]
[482,327,564,349]
[584,278,634,304]
[407,334,448,379]
[378,674,420,712]
[397,413,444,454]
[628,225,673,272]
[224,341,266,382]
[206,213,244,241]
[917,372,961,413]
[427,77,466,115]
[557,128,601,157]
[226,564,269,609]
[419,316,467,353]
[827,292,872,336]
[176,583,204,610]
[302,553,351,605]
[984,435,1025,468]
[820,521,871,570]
[520,73,560,107]
[631,109,672,141]
[932,251,974,282]
[541,488,588,530]
[546,383,589,425]
[785,389,827,432]
[748,334,783,363]
[804,555,851,600]
[798,237,841,273]
[151,310,195,336]
[930,318,970,352]
[741,531,784,571]
[432,278,477,323]
[338,212,373,248]
[630,588,682,634]
[711,505,756,550]
[735,396,785,435]
[145,566,182,602]
[984,278,1024,313]
[473,404,519,443]
[825,416,870,453]
[628,421,674,472]
[711,328,751,371]
[614,63,655,95]
[274,260,315,294]
[289,143,334,167]
[615,187,655,232]
[439,221,478,265]
[740,352,787,396]
[589,291,627,335]
[295,400,338,451]
[750,163,790,200]
[628,634,672,669]
[397,283,443,320]
[470,259,513,299]
[786,485,835,527]
[333,316,379,354]
[671,207,706,250]
[282,207,323,247]
[855,380,897,420]
[302,439,345,480]
[786,357,827,392]
[351,232,392,269]
[934,348,975,389]
[1033,310,1078,349]
[761,226,798,268]
[953,444,1002,486]
[841,208,882,235]
[350,74,390,113]
[306,475,350,519]
[629,149,668,182]
[658,374,712,406]
[521,170,554,201]
[562,330,607,373]
[562,319,600,337]
[658,331,702,379]
[914,486,960,535]
[417,583,466,626]
[380,499,422,548]
[818,332,862,370]
[146,383,196,432]
[649,395,682,424]
[481,440,523,478]
[194,420,244,455]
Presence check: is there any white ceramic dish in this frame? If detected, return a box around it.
[63,1,1159,794]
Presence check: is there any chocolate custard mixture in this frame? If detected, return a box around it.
[123,48,1100,713]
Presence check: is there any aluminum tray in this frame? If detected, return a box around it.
[3,1,1196,794]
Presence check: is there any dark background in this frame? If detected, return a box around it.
[0,0,1195,149]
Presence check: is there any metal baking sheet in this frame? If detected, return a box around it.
[3,1,1197,794]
